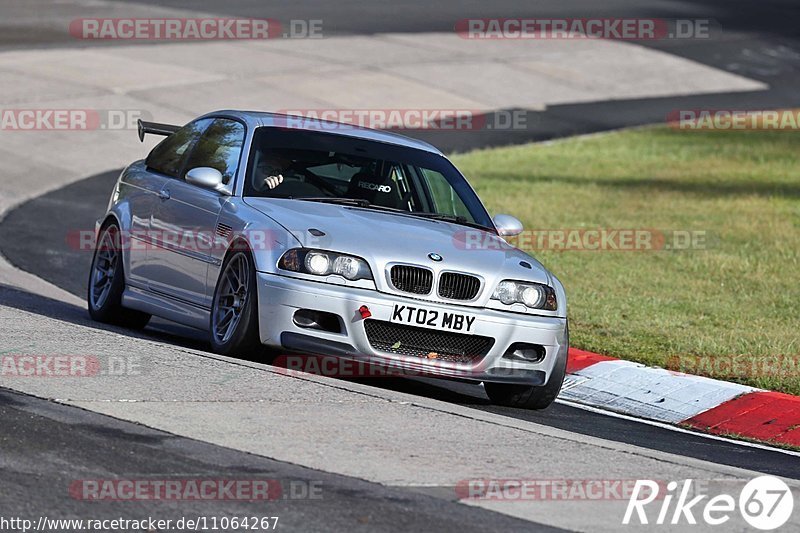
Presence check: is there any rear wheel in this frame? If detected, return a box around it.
[209,249,262,356]
[484,325,568,410]
[87,222,150,329]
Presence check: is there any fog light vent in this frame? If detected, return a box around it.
[502,343,545,363]
[293,309,343,333]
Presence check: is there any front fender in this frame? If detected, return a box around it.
[210,199,303,280]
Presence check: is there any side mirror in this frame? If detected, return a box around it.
[185,167,225,191]
[493,214,523,237]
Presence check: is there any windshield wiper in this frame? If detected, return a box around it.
[407,212,495,231]
[296,197,372,207]
[410,212,468,223]
[297,197,407,213]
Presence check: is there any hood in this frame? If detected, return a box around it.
[244,197,554,306]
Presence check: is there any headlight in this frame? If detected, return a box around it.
[279,249,373,281]
[491,280,557,311]
[305,252,331,275]
[332,255,362,279]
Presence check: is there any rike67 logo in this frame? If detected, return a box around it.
[624,476,794,530]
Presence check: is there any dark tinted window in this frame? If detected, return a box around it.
[145,119,212,178]
[243,127,493,228]
[183,119,245,185]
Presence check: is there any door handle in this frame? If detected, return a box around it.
[157,188,171,201]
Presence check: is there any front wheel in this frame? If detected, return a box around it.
[87,222,150,329]
[484,325,568,410]
[209,250,262,356]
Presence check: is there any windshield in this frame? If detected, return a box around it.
[243,127,494,229]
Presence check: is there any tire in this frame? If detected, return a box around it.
[209,249,262,356]
[87,222,151,330]
[484,325,569,410]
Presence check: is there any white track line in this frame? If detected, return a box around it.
[556,398,800,458]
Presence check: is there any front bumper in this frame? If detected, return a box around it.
[256,272,568,386]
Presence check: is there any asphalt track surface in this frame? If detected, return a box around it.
[1,170,798,484]
[0,387,561,532]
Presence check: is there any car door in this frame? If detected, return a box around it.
[120,165,168,287]
[133,118,212,286]
[148,118,246,308]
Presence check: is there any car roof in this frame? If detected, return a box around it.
[200,110,445,156]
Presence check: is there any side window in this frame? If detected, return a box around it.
[420,168,474,220]
[183,119,245,185]
[145,119,212,178]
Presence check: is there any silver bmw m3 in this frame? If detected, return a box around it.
[88,110,569,409]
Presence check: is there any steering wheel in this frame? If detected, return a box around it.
[299,168,341,196]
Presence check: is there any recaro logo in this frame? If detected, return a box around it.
[358,181,391,193]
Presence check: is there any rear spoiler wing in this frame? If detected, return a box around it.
[137,119,181,142]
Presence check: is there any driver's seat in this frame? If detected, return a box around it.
[345,172,404,209]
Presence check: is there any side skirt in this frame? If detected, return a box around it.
[122,285,210,330]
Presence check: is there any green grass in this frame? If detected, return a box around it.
[451,126,800,394]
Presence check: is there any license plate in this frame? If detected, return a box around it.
[390,304,476,333]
